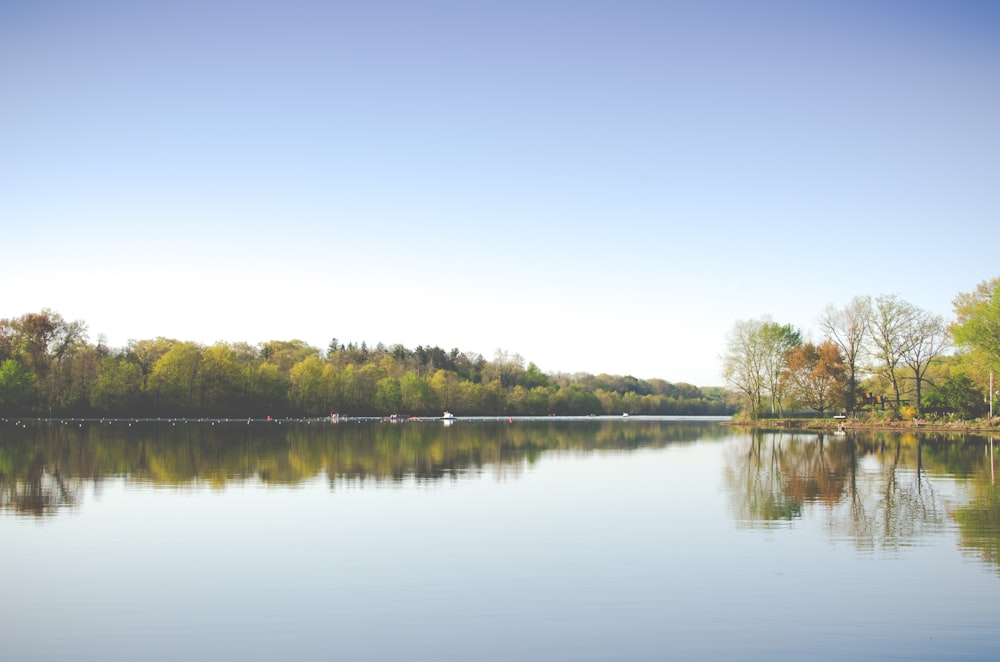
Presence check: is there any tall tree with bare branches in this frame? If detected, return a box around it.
[820,296,870,415]
[868,295,917,410]
[900,310,950,415]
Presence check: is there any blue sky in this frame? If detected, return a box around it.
[2,0,998,386]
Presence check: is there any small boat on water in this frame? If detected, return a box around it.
[442,411,455,420]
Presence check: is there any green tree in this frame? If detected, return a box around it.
[149,342,203,413]
[289,355,329,414]
[127,338,175,390]
[456,381,484,413]
[526,386,551,414]
[952,277,1000,373]
[550,383,600,415]
[261,339,320,374]
[253,362,290,415]
[0,359,38,414]
[90,355,143,414]
[351,363,383,414]
[480,379,508,414]
[429,369,461,412]
[922,374,987,419]
[400,372,436,413]
[55,343,101,414]
[375,376,403,413]
[594,388,623,415]
[523,362,550,389]
[200,343,243,415]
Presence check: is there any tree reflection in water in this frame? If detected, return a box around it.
[954,437,1000,573]
[843,432,948,551]
[0,464,77,516]
[0,417,729,517]
[726,428,1000,571]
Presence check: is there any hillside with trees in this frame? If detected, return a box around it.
[722,277,1000,421]
[0,312,731,418]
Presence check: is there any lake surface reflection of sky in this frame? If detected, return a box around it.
[2,420,999,661]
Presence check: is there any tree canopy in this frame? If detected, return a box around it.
[724,278,995,421]
[0,309,732,418]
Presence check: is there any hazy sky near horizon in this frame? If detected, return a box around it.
[2,0,998,386]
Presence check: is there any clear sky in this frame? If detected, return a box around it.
[2,0,998,386]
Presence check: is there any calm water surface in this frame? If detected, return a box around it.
[2,418,999,661]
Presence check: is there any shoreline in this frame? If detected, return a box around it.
[722,417,1000,434]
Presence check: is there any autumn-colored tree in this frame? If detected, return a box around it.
[1,310,87,380]
[783,341,847,414]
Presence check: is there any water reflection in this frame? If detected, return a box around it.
[0,417,728,516]
[5,420,1000,660]
[954,438,1000,570]
[725,429,1000,572]
[8,419,1000,575]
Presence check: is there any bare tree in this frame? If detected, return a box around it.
[760,322,801,415]
[722,319,767,416]
[820,296,870,415]
[900,310,950,415]
[868,295,917,410]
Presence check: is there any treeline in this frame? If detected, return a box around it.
[0,310,733,418]
[722,276,1000,421]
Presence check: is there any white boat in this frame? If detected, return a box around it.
[442,411,455,420]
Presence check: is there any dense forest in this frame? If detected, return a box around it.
[0,311,732,418]
[722,276,1000,421]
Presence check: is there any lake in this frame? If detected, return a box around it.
[2,417,999,661]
